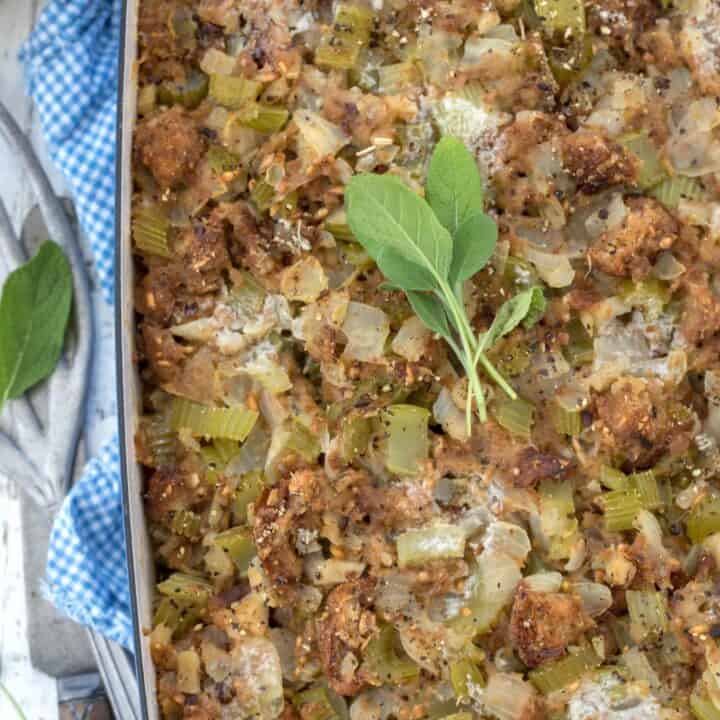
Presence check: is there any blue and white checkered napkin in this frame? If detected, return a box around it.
[21,0,133,649]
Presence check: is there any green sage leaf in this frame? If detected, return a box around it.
[345,173,453,284]
[0,241,73,413]
[426,136,485,235]
[449,212,497,295]
[406,291,453,340]
[480,287,546,351]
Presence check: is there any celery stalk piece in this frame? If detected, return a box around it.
[450,658,486,699]
[133,205,171,258]
[534,0,586,37]
[339,415,372,462]
[619,132,668,190]
[140,411,175,468]
[362,625,420,684]
[157,573,213,605]
[493,395,535,439]
[628,470,662,510]
[396,524,467,568]
[601,489,644,532]
[691,691,720,720]
[157,69,209,110]
[293,687,338,720]
[153,597,202,638]
[687,497,720,543]
[315,3,374,70]
[381,404,430,476]
[208,74,263,110]
[212,527,256,575]
[241,104,290,133]
[170,509,202,539]
[651,175,706,209]
[599,465,628,491]
[206,144,241,174]
[626,590,669,641]
[170,398,259,441]
[551,395,583,436]
[539,479,579,560]
[233,471,265,525]
[563,316,593,366]
[529,646,601,694]
[250,180,276,212]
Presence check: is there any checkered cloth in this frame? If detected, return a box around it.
[21,0,133,649]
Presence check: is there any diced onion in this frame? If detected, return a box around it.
[483,673,538,720]
[523,245,575,288]
[483,522,531,567]
[396,524,467,567]
[573,582,613,618]
[200,48,237,75]
[523,572,563,593]
[433,387,469,443]
[392,316,431,362]
[342,302,390,362]
[304,556,367,585]
[280,256,328,303]
[294,109,350,161]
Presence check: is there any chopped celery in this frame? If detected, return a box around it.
[505,256,540,290]
[213,438,241,464]
[551,394,583,436]
[315,4,374,70]
[170,398,259,441]
[362,625,420,684]
[267,420,322,476]
[687,497,720,543]
[213,527,256,575]
[153,597,202,638]
[493,396,535,439]
[488,339,531,378]
[241,104,289,133]
[626,590,669,641]
[170,510,202,539]
[628,470,662,510]
[548,35,594,88]
[314,44,363,71]
[381,404,430,476]
[157,69,209,110]
[529,645,601,694]
[139,411,175,468]
[619,132,668,190]
[207,144,241,174]
[651,175,706,209]
[563,316,593,366]
[619,278,671,321]
[378,62,420,94]
[534,0,586,37]
[157,573,213,604]
[691,690,720,720]
[208,74,262,109]
[250,180,275,212]
[601,489,644,532]
[450,658,486,699]
[600,465,628,491]
[293,686,339,720]
[396,524,466,568]
[339,415,372,462]
[133,205,171,258]
[233,471,265,525]
[539,479,579,560]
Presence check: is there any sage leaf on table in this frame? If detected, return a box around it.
[346,136,546,431]
[0,240,73,414]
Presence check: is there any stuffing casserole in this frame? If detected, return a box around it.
[131,0,720,718]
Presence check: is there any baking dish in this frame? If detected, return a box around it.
[116,1,158,718]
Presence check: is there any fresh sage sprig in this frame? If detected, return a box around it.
[0,240,74,414]
[345,136,545,431]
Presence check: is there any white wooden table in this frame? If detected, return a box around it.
[0,3,118,718]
